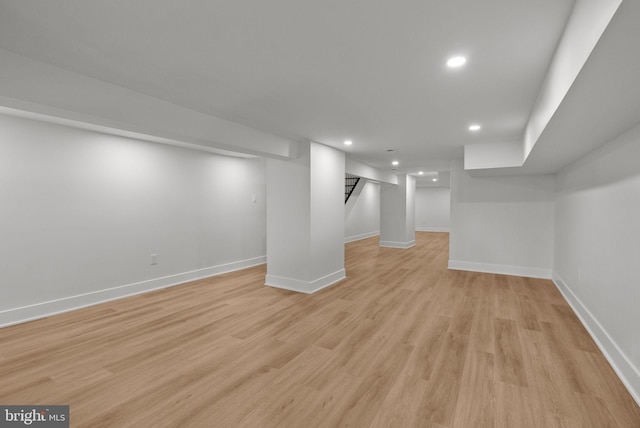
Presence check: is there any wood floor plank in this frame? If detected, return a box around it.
[540,320,593,395]
[0,232,638,427]
[515,293,542,331]
[451,350,495,428]
[468,291,495,353]
[448,295,478,336]
[495,381,543,428]
[550,303,600,352]
[494,318,528,387]
[414,316,452,381]
[417,331,469,426]
[369,347,428,428]
[299,370,363,428]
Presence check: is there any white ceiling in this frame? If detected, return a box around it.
[0,0,593,174]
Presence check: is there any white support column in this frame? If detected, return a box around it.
[265,141,346,293]
[379,174,416,249]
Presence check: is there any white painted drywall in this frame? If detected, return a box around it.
[415,187,450,232]
[266,142,345,292]
[345,157,397,184]
[524,0,623,159]
[380,174,416,248]
[345,180,380,242]
[464,141,523,170]
[266,143,312,281]
[0,48,295,158]
[449,159,555,278]
[554,122,640,402]
[405,175,416,239]
[310,142,345,280]
[0,113,266,320]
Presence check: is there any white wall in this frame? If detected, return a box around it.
[0,48,296,158]
[266,142,345,293]
[0,113,267,326]
[405,175,416,240]
[554,122,640,403]
[266,143,311,282]
[449,160,555,278]
[310,143,345,281]
[415,186,450,232]
[345,157,396,184]
[524,0,622,159]
[345,180,380,242]
[380,174,416,248]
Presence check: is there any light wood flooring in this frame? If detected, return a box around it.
[1,232,639,427]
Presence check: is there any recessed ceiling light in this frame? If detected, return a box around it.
[469,124,481,131]
[392,161,399,166]
[344,140,352,146]
[432,178,438,182]
[447,56,466,68]
[418,171,424,175]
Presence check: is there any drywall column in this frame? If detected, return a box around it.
[379,174,416,248]
[266,141,346,293]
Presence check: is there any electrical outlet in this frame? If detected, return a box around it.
[151,254,158,266]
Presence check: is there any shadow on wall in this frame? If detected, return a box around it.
[557,122,640,193]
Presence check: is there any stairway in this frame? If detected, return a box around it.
[345,173,360,203]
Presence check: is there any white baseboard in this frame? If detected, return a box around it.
[379,240,416,249]
[265,269,346,294]
[447,260,551,279]
[416,227,450,233]
[552,272,640,406]
[0,256,266,328]
[344,231,379,243]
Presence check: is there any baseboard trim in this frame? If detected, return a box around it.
[0,255,266,328]
[552,272,640,406]
[379,240,416,249]
[447,260,551,279]
[344,231,379,243]
[415,227,450,233]
[265,269,346,294]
